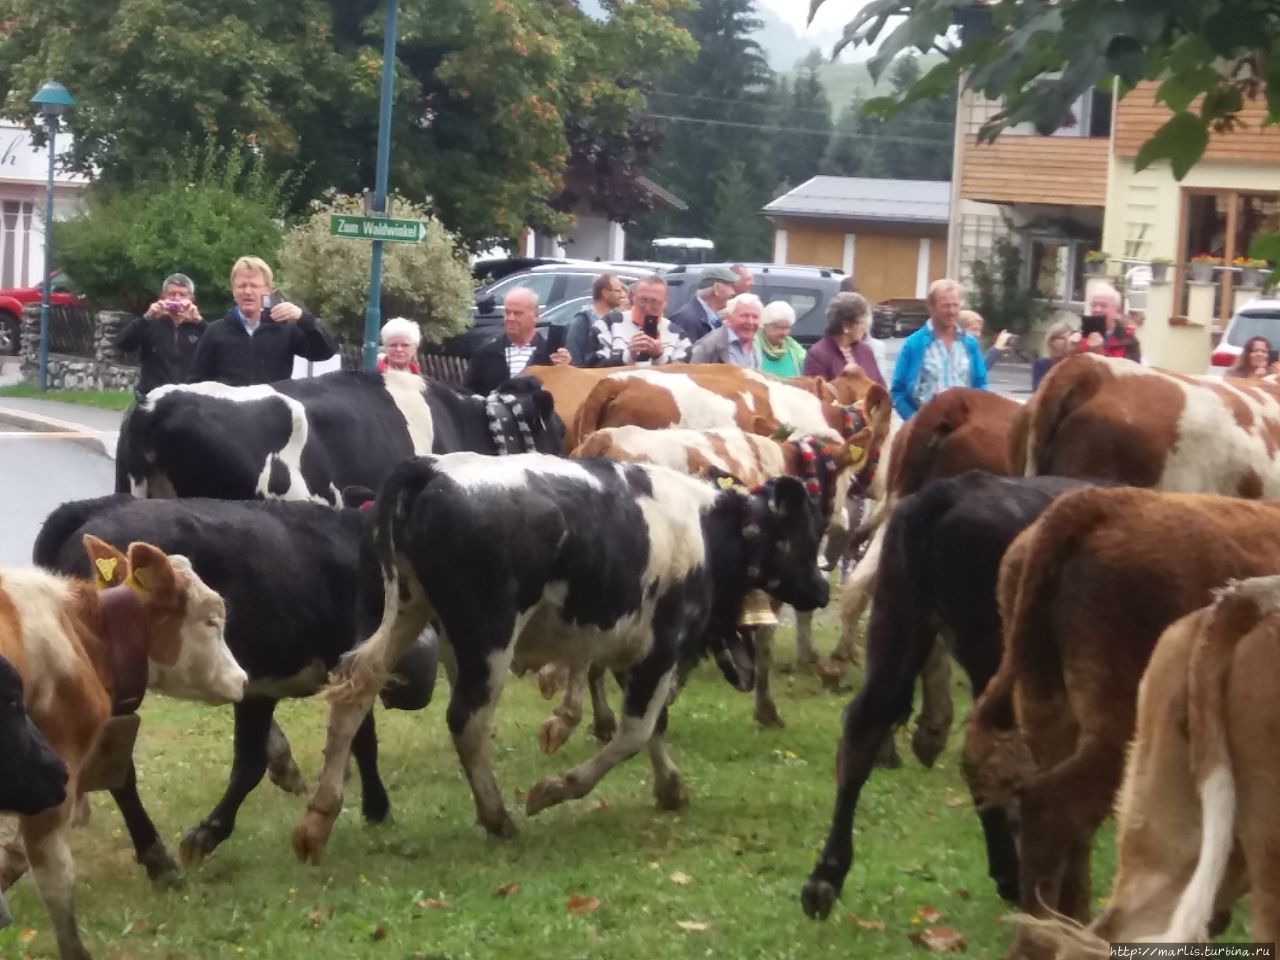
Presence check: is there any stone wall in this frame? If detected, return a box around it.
[19,305,140,391]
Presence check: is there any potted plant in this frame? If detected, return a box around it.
[1234,256,1270,288]
[1084,250,1109,276]
[1189,253,1222,283]
[1149,256,1173,283]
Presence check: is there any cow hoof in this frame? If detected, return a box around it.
[525,776,571,815]
[800,878,838,920]
[291,812,335,865]
[538,715,574,754]
[178,827,218,869]
[139,842,183,890]
[653,776,689,812]
[793,654,821,676]
[874,736,902,770]
[591,717,617,744]
[911,726,949,769]
[536,664,565,700]
[70,795,92,828]
[753,703,786,729]
[268,762,310,797]
[479,810,518,839]
[995,876,1020,904]
[818,662,849,693]
[361,793,391,825]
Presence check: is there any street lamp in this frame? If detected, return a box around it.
[29,80,76,392]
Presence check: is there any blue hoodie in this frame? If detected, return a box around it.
[890,321,988,420]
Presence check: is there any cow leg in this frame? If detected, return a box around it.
[180,697,278,868]
[265,721,308,796]
[911,638,954,768]
[109,760,181,889]
[588,664,617,743]
[830,526,884,671]
[647,707,687,811]
[536,663,568,700]
[447,636,517,838]
[526,660,675,816]
[292,699,372,864]
[800,622,933,920]
[974,807,1021,904]
[347,708,390,824]
[539,666,586,754]
[21,803,91,960]
[753,625,784,728]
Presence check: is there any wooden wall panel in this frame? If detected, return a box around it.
[856,234,922,305]
[785,228,844,270]
[959,136,1109,205]
[1115,81,1280,164]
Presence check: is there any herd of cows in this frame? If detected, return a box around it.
[1,353,1278,958]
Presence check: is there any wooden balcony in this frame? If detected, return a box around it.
[959,134,1109,206]
[1115,81,1280,164]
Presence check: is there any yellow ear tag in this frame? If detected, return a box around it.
[847,443,866,464]
[93,557,118,586]
[125,566,151,596]
[717,476,735,490]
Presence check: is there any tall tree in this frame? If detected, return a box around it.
[771,49,833,190]
[710,159,771,260]
[0,0,694,249]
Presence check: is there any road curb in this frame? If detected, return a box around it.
[0,405,116,459]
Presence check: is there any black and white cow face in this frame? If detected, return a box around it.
[490,378,565,456]
[752,476,830,612]
[0,656,68,816]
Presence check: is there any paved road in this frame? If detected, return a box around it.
[0,424,116,566]
[880,337,1033,402]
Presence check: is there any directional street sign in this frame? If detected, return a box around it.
[330,214,427,244]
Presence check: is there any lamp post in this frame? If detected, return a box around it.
[361,0,399,371]
[29,81,76,392]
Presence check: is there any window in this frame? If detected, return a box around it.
[1027,233,1100,303]
[765,286,823,340]
[1179,189,1280,323]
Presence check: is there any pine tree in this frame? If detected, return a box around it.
[710,160,772,261]
[771,49,833,190]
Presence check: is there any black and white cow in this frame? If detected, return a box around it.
[115,370,565,502]
[291,452,830,861]
[799,471,1095,922]
[33,493,437,888]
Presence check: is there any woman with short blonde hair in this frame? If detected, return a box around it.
[756,300,806,378]
[378,317,423,374]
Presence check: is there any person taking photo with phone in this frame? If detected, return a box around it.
[463,287,570,395]
[117,272,207,399]
[188,256,337,387]
[1068,282,1141,362]
[590,274,689,367]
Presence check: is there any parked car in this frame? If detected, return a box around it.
[1208,297,1280,375]
[871,298,930,340]
[662,262,846,347]
[0,271,84,356]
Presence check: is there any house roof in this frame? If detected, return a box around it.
[763,176,952,225]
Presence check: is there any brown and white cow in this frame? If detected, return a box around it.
[963,487,1280,960]
[0,537,246,960]
[563,423,878,732]
[1014,353,1280,495]
[1022,576,1280,957]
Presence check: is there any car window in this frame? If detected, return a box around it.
[561,274,598,300]
[1227,310,1280,347]
[764,285,826,340]
[541,296,591,327]
[482,273,558,307]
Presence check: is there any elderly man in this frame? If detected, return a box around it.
[464,287,570,394]
[116,272,206,398]
[668,265,739,343]
[731,263,754,296]
[1072,281,1141,362]
[890,278,988,420]
[189,256,336,386]
[592,274,689,366]
[690,293,763,368]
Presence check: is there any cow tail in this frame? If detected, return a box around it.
[115,404,150,494]
[334,457,439,701]
[1007,405,1032,477]
[570,378,625,452]
[1159,581,1267,942]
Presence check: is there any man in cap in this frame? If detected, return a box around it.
[668,264,740,343]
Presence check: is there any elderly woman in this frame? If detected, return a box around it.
[378,316,422,374]
[802,291,884,386]
[755,300,806,377]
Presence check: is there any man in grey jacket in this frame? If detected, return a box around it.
[690,293,763,368]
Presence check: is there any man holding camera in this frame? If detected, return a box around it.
[116,272,207,399]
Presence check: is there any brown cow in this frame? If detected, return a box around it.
[1014,353,1280,495]
[963,488,1280,960]
[1022,577,1280,957]
[0,537,246,960]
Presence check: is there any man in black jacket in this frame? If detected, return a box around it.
[667,264,737,343]
[116,273,206,398]
[464,287,570,395]
[188,256,337,386]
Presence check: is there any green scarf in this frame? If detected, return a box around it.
[756,331,806,373]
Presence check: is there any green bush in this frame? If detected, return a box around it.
[967,235,1049,341]
[277,192,473,349]
[54,144,292,316]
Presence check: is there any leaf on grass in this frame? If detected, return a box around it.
[913,905,943,925]
[669,871,693,886]
[416,898,450,910]
[18,929,38,944]
[944,794,968,808]
[370,923,387,942]
[592,797,611,813]
[847,913,886,931]
[676,920,710,932]
[909,925,967,953]
[492,882,520,898]
[514,787,528,803]
[122,917,150,935]
[566,894,600,916]
[306,907,334,929]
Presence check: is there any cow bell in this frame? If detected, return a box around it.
[738,589,778,627]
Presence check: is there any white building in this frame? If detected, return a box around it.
[0,121,88,288]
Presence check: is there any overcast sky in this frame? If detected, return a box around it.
[757,0,870,38]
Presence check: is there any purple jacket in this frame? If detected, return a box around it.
[803,334,885,387]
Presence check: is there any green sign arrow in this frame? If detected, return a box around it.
[329,214,427,244]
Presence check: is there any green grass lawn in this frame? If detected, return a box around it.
[0,611,1246,960]
[0,384,134,411]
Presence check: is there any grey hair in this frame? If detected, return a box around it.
[727,292,763,314]
[380,316,422,347]
[761,300,796,328]
[162,273,195,296]
[825,291,869,337]
[1091,281,1122,307]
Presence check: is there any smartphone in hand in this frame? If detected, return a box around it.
[1080,314,1107,338]
[642,314,660,339]
[545,323,568,354]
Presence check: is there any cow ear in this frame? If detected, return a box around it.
[862,383,892,425]
[82,535,127,590]
[341,485,376,509]
[124,542,179,599]
[533,387,556,425]
[768,476,808,516]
